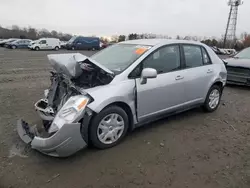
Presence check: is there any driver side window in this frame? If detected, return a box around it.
[142,45,181,74]
[40,40,46,44]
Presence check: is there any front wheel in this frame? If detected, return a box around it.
[35,46,40,51]
[12,45,17,49]
[54,46,59,51]
[89,106,129,149]
[203,85,222,112]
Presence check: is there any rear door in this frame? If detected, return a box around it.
[180,44,215,105]
[135,44,186,122]
[18,40,24,48]
[19,40,27,48]
[24,40,31,48]
[46,40,54,49]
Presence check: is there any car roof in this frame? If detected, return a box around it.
[120,39,203,46]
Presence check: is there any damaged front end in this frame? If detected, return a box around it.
[17,53,114,157]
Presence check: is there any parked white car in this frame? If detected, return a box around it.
[28,38,61,51]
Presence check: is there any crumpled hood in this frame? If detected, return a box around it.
[226,58,250,68]
[47,53,114,78]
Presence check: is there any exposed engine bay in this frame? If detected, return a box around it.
[31,53,115,132]
[45,53,114,114]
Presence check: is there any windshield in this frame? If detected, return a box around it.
[68,36,77,44]
[235,47,250,59]
[91,43,152,73]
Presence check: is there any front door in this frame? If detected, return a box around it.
[135,44,186,122]
[39,40,48,49]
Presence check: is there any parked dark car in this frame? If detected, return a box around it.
[225,47,250,86]
[0,38,18,47]
[6,39,32,49]
[66,36,100,50]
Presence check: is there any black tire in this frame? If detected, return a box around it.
[203,85,222,112]
[55,46,59,51]
[35,46,40,51]
[71,46,75,50]
[89,106,129,149]
[12,45,17,49]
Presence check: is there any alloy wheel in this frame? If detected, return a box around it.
[208,89,220,109]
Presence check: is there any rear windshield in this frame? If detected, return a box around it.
[91,44,152,74]
[235,47,250,59]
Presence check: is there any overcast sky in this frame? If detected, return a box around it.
[0,0,249,37]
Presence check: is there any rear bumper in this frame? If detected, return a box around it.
[227,74,250,86]
[17,119,87,157]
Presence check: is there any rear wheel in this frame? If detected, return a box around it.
[89,106,129,149]
[203,85,222,112]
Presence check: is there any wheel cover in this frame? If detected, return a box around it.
[97,113,125,144]
[208,89,220,109]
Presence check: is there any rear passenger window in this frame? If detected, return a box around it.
[201,47,211,65]
[183,45,203,68]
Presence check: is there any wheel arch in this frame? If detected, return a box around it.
[104,101,134,131]
[211,80,224,92]
[203,79,224,104]
[212,81,223,88]
[82,101,135,145]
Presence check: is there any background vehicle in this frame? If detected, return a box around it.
[28,38,60,51]
[6,39,32,49]
[0,38,18,47]
[66,36,100,50]
[60,41,68,49]
[17,39,227,157]
[225,47,250,85]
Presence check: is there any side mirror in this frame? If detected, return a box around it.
[140,68,157,84]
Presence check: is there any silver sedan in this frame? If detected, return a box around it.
[17,39,227,157]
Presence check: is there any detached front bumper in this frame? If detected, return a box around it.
[17,119,87,157]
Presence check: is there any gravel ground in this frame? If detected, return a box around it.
[0,48,250,188]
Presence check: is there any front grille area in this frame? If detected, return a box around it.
[226,66,250,76]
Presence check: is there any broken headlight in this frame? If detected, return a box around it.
[48,95,89,133]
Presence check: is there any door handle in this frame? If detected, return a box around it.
[207,69,213,73]
[175,75,184,80]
